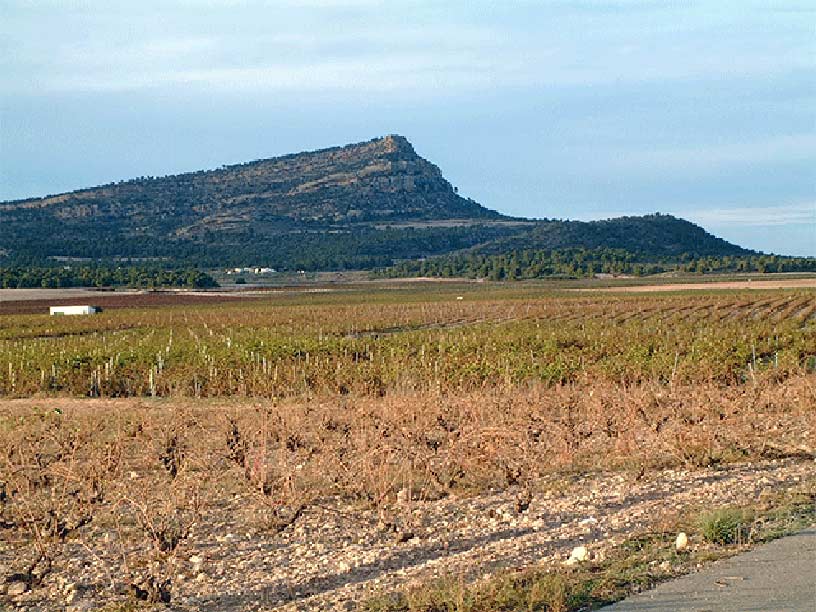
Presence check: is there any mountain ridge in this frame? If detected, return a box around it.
[0,135,757,269]
[1,135,499,226]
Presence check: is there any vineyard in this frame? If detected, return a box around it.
[1,284,815,610]
[1,287,815,397]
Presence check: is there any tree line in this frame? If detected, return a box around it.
[0,266,219,289]
[1,225,518,272]
[375,249,816,280]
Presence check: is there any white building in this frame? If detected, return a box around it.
[49,305,101,316]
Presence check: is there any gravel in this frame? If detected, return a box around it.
[1,458,812,611]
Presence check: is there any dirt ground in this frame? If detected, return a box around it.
[0,288,143,302]
[576,278,816,292]
[3,276,814,314]
[0,289,261,315]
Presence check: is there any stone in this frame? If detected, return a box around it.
[564,545,590,565]
[6,581,27,596]
[675,532,689,552]
[394,530,414,544]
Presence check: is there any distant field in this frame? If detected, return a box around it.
[0,290,257,315]
[1,283,814,397]
[579,278,816,292]
[0,288,135,301]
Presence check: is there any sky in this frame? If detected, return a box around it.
[1,0,814,255]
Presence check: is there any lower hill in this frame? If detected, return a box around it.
[472,214,751,258]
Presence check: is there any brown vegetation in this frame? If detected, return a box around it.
[1,286,814,608]
[1,373,814,606]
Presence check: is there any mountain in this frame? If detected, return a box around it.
[1,135,525,269]
[0,135,754,270]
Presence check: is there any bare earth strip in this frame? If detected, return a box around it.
[261,461,814,612]
[0,288,144,302]
[0,289,260,315]
[576,278,816,292]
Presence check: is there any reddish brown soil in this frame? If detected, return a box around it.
[0,291,260,315]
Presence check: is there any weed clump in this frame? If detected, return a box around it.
[698,507,753,545]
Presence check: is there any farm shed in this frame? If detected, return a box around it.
[49,305,102,316]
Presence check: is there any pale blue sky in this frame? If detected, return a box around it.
[1,0,814,255]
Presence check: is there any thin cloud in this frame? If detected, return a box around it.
[584,134,816,177]
[42,51,509,93]
[680,202,815,227]
[3,2,813,94]
[572,203,816,228]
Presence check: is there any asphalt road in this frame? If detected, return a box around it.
[602,528,816,612]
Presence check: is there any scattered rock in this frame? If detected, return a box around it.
[336,561,351,573]
[394,530,415,544]
[2,459,809,611]
[6,580,28,596]
[514,489,532,514]
[131,576,171,603]
[31,556,51,582]
[564,545,590,565]
[675,532,689,552]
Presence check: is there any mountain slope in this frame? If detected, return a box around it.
[1,136,755,270]
[473,214,751,257]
